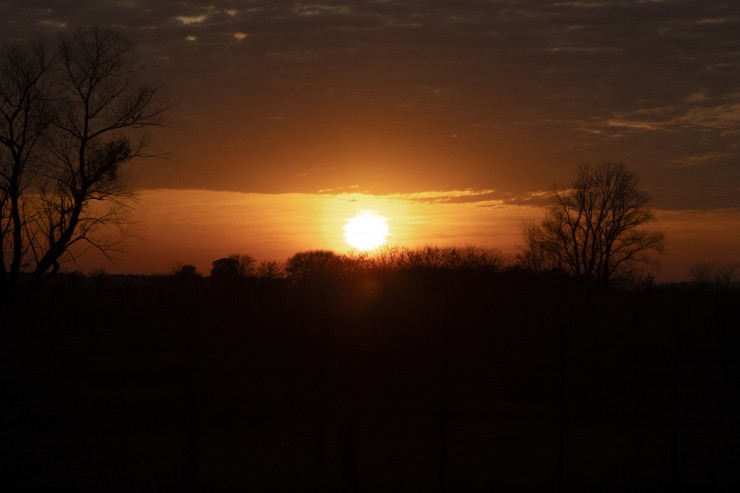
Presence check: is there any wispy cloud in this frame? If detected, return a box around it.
[605,99,740,134]
[396,189,498,204]
[319,185,361,194]
[175,14,207,25]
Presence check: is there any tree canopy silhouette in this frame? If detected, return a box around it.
[520,162,664,286]
[285,250,344,280]
[210,254,256,285]
[0,26,170,299]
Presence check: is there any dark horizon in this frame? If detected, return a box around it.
[4,262,740,491]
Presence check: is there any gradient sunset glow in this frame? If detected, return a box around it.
[55,188,736,282]
[3,1,737,282]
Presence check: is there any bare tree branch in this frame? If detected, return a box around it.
[518,162,664,287]
[0,26,169,300]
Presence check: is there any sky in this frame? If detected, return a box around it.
[2,1,739,279]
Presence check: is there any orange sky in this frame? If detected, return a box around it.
[72,189,740,282]
[5,3,739,281]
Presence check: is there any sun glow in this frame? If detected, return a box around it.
[343,211,389,251]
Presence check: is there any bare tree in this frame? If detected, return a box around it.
[0,27,170,299]
[229,253,256,278]
[370,245,407,271]
[0,36,53,298]
[690,262,716,287]
[690,261,738,291]
[516,219,551,273]
[210,253,257,285]
[714,262,738,291]
[256,260,284,279]
[521,162,664,286]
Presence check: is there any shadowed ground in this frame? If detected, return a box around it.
[2,272,739,492]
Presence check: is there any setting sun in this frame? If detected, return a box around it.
[343,211,390,250]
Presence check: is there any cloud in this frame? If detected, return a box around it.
[39,19,67,28]
[2,0,738,209]
[498,191,556,207]
[667,151,736,169]
[394,189,499,204]
[319,185,360,194]
[604,98,740,134]
[175,14,208,25]
[678,103,740,132]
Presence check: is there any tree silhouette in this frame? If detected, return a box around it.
[690,261,738,291]
[210,257,241,285]
[174,263,200,280]
[0,27,170,300]
[285,250,343,280]
[521,162,664,286]
[256,260,284,279]
[517,219,550,273]
[229,253,256,278]
[209,253,256,284]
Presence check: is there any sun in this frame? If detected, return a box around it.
[343,211,389,251]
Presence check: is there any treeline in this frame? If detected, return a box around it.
[96,243,736,292]
[176,245,513,283]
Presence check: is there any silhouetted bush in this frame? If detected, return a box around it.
[174,264,200,279]
[256,260,285,279]
[285,250,344,280]
[331,245,512,275]
[229,253,256,277]
[210,257,241,285]
[690,261,739,291]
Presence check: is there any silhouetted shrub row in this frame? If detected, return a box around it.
[167,245,515,284]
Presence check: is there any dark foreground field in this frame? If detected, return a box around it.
[3,271,740,492]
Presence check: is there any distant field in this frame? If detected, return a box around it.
[3,272,739,492]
